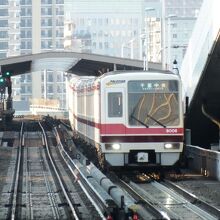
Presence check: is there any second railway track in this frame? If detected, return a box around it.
[117,175,220,220]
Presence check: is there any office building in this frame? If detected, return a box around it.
[64,0,204,69]
[0,0,65,109]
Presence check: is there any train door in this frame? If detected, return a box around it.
[105,88,126,134]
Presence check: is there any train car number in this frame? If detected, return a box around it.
[166,128,178,133]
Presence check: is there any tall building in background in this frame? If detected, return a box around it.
[0,0,65,110]
[162,0,203,69]
[0,0,204,112]
[64,0,203,69]
[19,0,65,108]
[7,0,21,101]
[0,2,8,59]
[64,0,144,58]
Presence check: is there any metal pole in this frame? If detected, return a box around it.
[62,71,64,109]
[139,35,143,60]
[167,17,171,70]
[121,43,125,58]
[161,0,166,70]
[167,14,177,70]
[130,40,134,59]
[144,12,149,71]
[44,69,47,100]
[144,8,155,71]
[185,129,191,145]
[144,29,148,70]
[143,56,146,70]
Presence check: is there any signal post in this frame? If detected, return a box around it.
[0,69,15,125]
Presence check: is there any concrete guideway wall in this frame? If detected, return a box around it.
[180,0,220,101]
[185,145,220,181]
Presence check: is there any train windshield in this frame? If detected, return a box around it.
[128,80,180,126]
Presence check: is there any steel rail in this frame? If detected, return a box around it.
[55,131,107,219]
[10,122,24,220]
[25,129,60,219]
[118,179,169,220]
[39,122,80,220]
[163,180,220,219]
[25,133,33,220]
[152,181,217,220]
[38,145,60,219]
[129,181,185,219]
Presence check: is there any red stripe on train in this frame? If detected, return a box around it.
[100,124,183,135]
[73,114,184,135]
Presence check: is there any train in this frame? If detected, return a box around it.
[67,70,184,167]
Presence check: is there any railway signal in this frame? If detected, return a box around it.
[1,71,12,97]
[0,76,5,87]
[0,76,5,96]
[0,77,4,83]
[0,70,15,123]
[2,71,12,78]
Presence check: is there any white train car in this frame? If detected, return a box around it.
[68,71,184,167]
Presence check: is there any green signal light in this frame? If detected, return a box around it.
[2,71,11,77]
[0,78,4,83]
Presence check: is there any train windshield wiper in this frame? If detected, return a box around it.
[146,114,166,128]
[131,115,149,128]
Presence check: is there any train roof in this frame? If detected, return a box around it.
[98,70,178,78]
[69,70,181,88]
[69,70,178,81]
[98,70,180,79]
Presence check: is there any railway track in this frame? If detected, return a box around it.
[1,117,220,220]
[48,117,143,219]
[39,122,102,219]
[50,117,220,220]
[118,177,219,220]
[6,122,75,219]
[163,179,220,219]
[24,129,69,219]
[6,122,24,220]
[4,121,104,219]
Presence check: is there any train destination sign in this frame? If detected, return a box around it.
[128,80,178,93]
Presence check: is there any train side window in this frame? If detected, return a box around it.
[108,92,123,117]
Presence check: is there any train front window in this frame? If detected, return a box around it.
[108,92,123,117]
[128,80,179,126]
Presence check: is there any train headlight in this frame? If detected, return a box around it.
[164,143,180,149]
[105,143,121,150]
[112,143,121,150]
[164,143,173,149]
